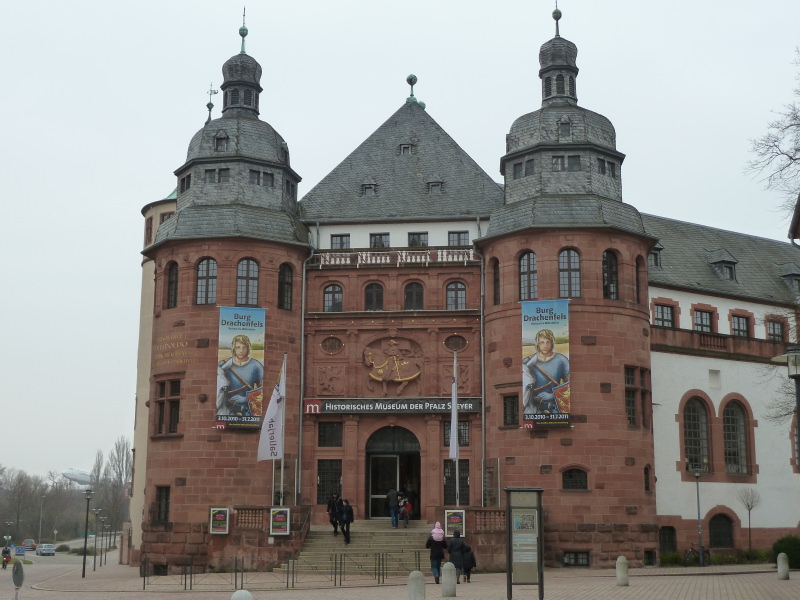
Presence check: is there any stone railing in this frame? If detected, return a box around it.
[311,248,478,269]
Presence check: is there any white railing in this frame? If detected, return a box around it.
[438,248,475,264]
[317,252,353,268]
[396,250,430,266]
[313,248,478,268]
[357,251,393,267]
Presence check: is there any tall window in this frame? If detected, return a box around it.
[448,231,469,246]
[558,249,581,298]
[503,395,519,426]
[365,283,384,311]
[723,402,748,474]
[767,320,785,342]
[236,259,259,305]
[155,379,181,435]
[624,367,651,428]
[323,284,343,312]
[408,232,428,247]
[694,310,713,333]
[731,315,749,337]
[636,256,645,304]
[331,234,350,249]
[318,422,343,447]
[443,421,470,448]
[654,304,675,327]
[370,233,390,248]
[625,367,637,426]
[166,262,179,309]
[556,74,565,94]
[446,281,467,310]
[404,282,424,310]
[316,459,342,504]
[155,486,170,522]
[444,459,469,505]
[519,251,537,300]
[196,258,217,305]
[278,263,293,310]
[684,398,710,472]
[602,251,618,299]
[492,259,500,306]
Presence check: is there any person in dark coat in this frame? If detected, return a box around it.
[425,521,448,584]
[326,492,343,536]
[446,529,467,583]
[339,499,354,544]
[386,487,399,528]
[462,543,476,582]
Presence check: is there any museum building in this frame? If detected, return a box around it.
[127,11,800,571]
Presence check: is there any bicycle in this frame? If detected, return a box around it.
[683,542,710,566]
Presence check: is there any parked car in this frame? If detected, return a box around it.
[22,539,35,551]
[35,544,55,556]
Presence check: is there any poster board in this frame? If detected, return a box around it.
[209,507,229,534]
[444,509,465,537]
[270,508,290,535]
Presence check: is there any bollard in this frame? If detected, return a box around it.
[231,590,254,600]
[615,555,629,586]
[408,569,426,600]
[441,561,457,597]
[777,552,790,580]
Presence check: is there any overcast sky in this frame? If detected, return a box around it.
[2,0,798,479]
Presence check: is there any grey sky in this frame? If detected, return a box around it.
[2,0,798,478]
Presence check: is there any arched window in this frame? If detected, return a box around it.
[243,89,253,106]
[723,402,748,474]
[166,262,179,309]
[544,77,552,97]
[446,281,466,310]
[236,258,259,306]
[568,76,575,96]
[684,398,710,472]
[519,251,537,301]
[558,249,581,298]
[492,258,500,305]
[278,263,293,310]
[323,284,343,312]
[602,250,619,299]
[365,283,384,311]
[196,258,217,305]
[561,468,588,490]
[556,74,565,95]
[404,282,424,310]
[231,88,240,105]
[709,514,734,548]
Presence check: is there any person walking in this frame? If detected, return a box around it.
[462,543,476,582]
[339,499,354,544]
[385,487,399,528]
[326,492,343,536]
[425,521,448,584]
[447,529,467,583]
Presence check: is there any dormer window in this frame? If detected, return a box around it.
[648,248,662,268]
[399,144,413,155]
[428,181,443,193]
[361,183,377,196]
[707,249,738,282]
[559,122,571,139]
[722,264,736,280]
[215,132,228,152]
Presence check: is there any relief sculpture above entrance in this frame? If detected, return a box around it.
[363,337,422,396]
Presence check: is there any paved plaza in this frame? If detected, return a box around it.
[2,558,797,600]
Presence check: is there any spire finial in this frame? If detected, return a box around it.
[239,7,248,54]
[553,2,562,37]
[206,83,219,124]
[406,74,418,103]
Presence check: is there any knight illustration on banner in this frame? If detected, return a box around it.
[521,300,570,427]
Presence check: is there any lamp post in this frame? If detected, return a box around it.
[98,517,107,567]
[3,521,12,549]
[81,489,92,578]
[104,523,111,565]
[91,508,102,571]
[38,494,46,545]
[694,468,705,567]
[772,345,800,464]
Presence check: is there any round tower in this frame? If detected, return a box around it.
[479,9,658,568]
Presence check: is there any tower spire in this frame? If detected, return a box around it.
[553,2,562,37]
[240,7,248,54]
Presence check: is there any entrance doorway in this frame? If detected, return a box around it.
[366,426,420,519]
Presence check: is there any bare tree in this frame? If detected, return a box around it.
[749,49,800,210]
[104,437,132,546]
[737,487,761,554]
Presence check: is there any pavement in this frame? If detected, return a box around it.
[3,558,798,600]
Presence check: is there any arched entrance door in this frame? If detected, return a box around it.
[366,426,420,519]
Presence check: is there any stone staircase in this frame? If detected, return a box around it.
[273,520,432,579]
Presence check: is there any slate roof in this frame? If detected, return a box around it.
[299,101,504,223]
[641,213,800,305]
[483,196,651,240]
[150,204,308,249]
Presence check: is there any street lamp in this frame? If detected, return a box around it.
[3,521,12,548]
[38,494,46,545]
[91,508,102,571]
[694,468,705,567]
[98,517,107,568]
[103,523,111,565]
[81,489,93,578]
[771,345,800,464]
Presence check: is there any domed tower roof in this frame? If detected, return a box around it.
[489,8,640,240]
[149,22,306,251]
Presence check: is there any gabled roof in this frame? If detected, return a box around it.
[299,101,503,223]
[642,213,800,304]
